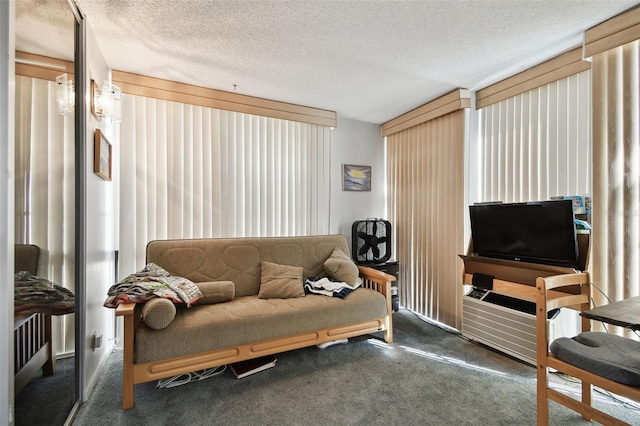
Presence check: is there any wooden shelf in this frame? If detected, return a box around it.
[460,255,577,287]
[461,271,579,302]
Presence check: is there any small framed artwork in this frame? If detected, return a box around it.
[94,129,112,181]
[90,80,101,121]
[342,164,371,191]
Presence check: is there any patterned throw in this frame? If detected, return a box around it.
[15,271,75,315]
[104,263,203,308]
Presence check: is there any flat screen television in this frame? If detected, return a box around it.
[469,200,579,269]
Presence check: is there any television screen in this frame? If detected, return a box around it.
[469,200,579,268]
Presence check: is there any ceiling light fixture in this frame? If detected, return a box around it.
[91,79,122,123]
[56,73,75,116]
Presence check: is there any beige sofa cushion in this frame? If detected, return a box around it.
[258,261,305,299]
[142,281,234,330]
[195,281,235,304]
[324,247,359,286]
[142,298,176,330]
[135,288,387,363]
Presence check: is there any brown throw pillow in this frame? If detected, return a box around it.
[324,247,359,286]
[142,298,176,330]
[258,261,305,299]
[194,281,235,304]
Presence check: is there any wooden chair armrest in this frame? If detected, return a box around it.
[116,302,136,317]
[116,301,140,409]
[358,266,395,296]
[358,265,395,343]
[538,272,589,291]
[358,265,397,281]
[536,272,590,312]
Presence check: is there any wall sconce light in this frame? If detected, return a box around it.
[91,79,122,123]
[56,73,74,116]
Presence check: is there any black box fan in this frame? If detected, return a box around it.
[351,219,391,264]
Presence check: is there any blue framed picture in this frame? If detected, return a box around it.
[342,164,371,191]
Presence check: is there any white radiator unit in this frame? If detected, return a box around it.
[462,294,565,366]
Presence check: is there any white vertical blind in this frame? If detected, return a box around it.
[14,75,75,356]
[118,94,332,276]
[591,40,640,335]
[387,110,466,328]
[477,70,592,204]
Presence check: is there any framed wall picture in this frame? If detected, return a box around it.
[94,129,112,181]
[342,164,371,191]
[90,80,101,121]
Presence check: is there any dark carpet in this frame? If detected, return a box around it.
[72,310,639,425]
[15,356,75,426]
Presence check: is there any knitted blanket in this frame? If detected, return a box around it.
[104,263,203,308]
[15,271,75,316]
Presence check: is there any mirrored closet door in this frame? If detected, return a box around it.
[14,0,78,424]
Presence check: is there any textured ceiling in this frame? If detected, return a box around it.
[16,0,639,124]
[16,0,75,62]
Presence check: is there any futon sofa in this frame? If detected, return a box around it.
[116,234,395,409]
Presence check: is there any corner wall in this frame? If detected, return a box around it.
[330,116,386,250]
[81,22,117,401]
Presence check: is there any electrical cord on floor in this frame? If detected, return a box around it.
[156,365,226,389]
[597,388,640,412]
[551,371,640,412]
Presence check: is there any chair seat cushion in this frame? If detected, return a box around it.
[550,332,640,386]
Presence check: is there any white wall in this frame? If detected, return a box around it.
[329,116,386,249]
[81,23,117,401]
[1,2,15,423]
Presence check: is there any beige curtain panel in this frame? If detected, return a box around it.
[386,109,466,329]
[590,40,640,337]
[586,6,640,337]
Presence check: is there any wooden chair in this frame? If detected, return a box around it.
[536,272,640,426]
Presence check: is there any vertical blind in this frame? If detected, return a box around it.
[591,40,640,334]
[14,75,75,356]
[386,110,466,328]
[118,94,332,276]
[477,70,592,204]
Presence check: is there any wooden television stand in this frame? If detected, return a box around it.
[460,234,589,365]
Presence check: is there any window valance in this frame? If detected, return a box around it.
[112,71,336,128]
[381,89,470,137]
